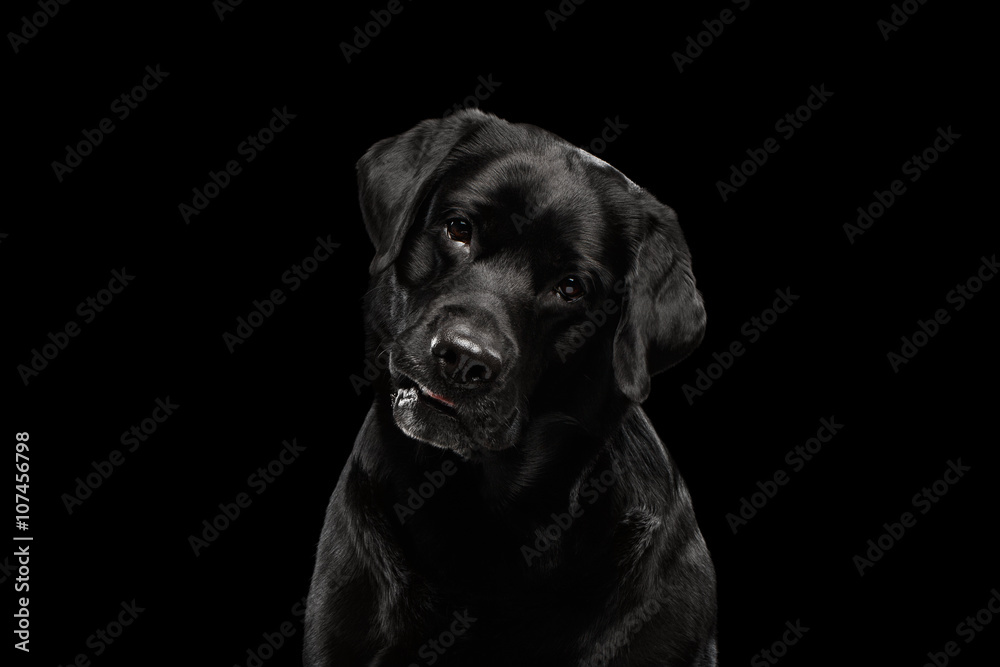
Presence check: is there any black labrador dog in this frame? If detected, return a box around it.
[306,109,716,666]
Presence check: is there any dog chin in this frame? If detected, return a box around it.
[389,383,521,455]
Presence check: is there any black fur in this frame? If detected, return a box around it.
[306,109,716,666]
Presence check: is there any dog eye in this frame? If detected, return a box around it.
[555,276,586,301]
[446,218,472,244]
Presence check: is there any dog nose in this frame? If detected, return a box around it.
[432,326,503,385]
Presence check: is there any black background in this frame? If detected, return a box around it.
[5,0,997,665]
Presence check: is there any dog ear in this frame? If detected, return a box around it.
[612,194,706,403]
[357,110,489,275]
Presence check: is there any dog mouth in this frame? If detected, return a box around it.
[394,375,459,419]
[388,356,524,452]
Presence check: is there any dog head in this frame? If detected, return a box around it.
[357,110,705,457]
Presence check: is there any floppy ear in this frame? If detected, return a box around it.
[612,194,707,403]
[357,110,489,275]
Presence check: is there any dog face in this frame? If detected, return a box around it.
[358,110,705,457]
